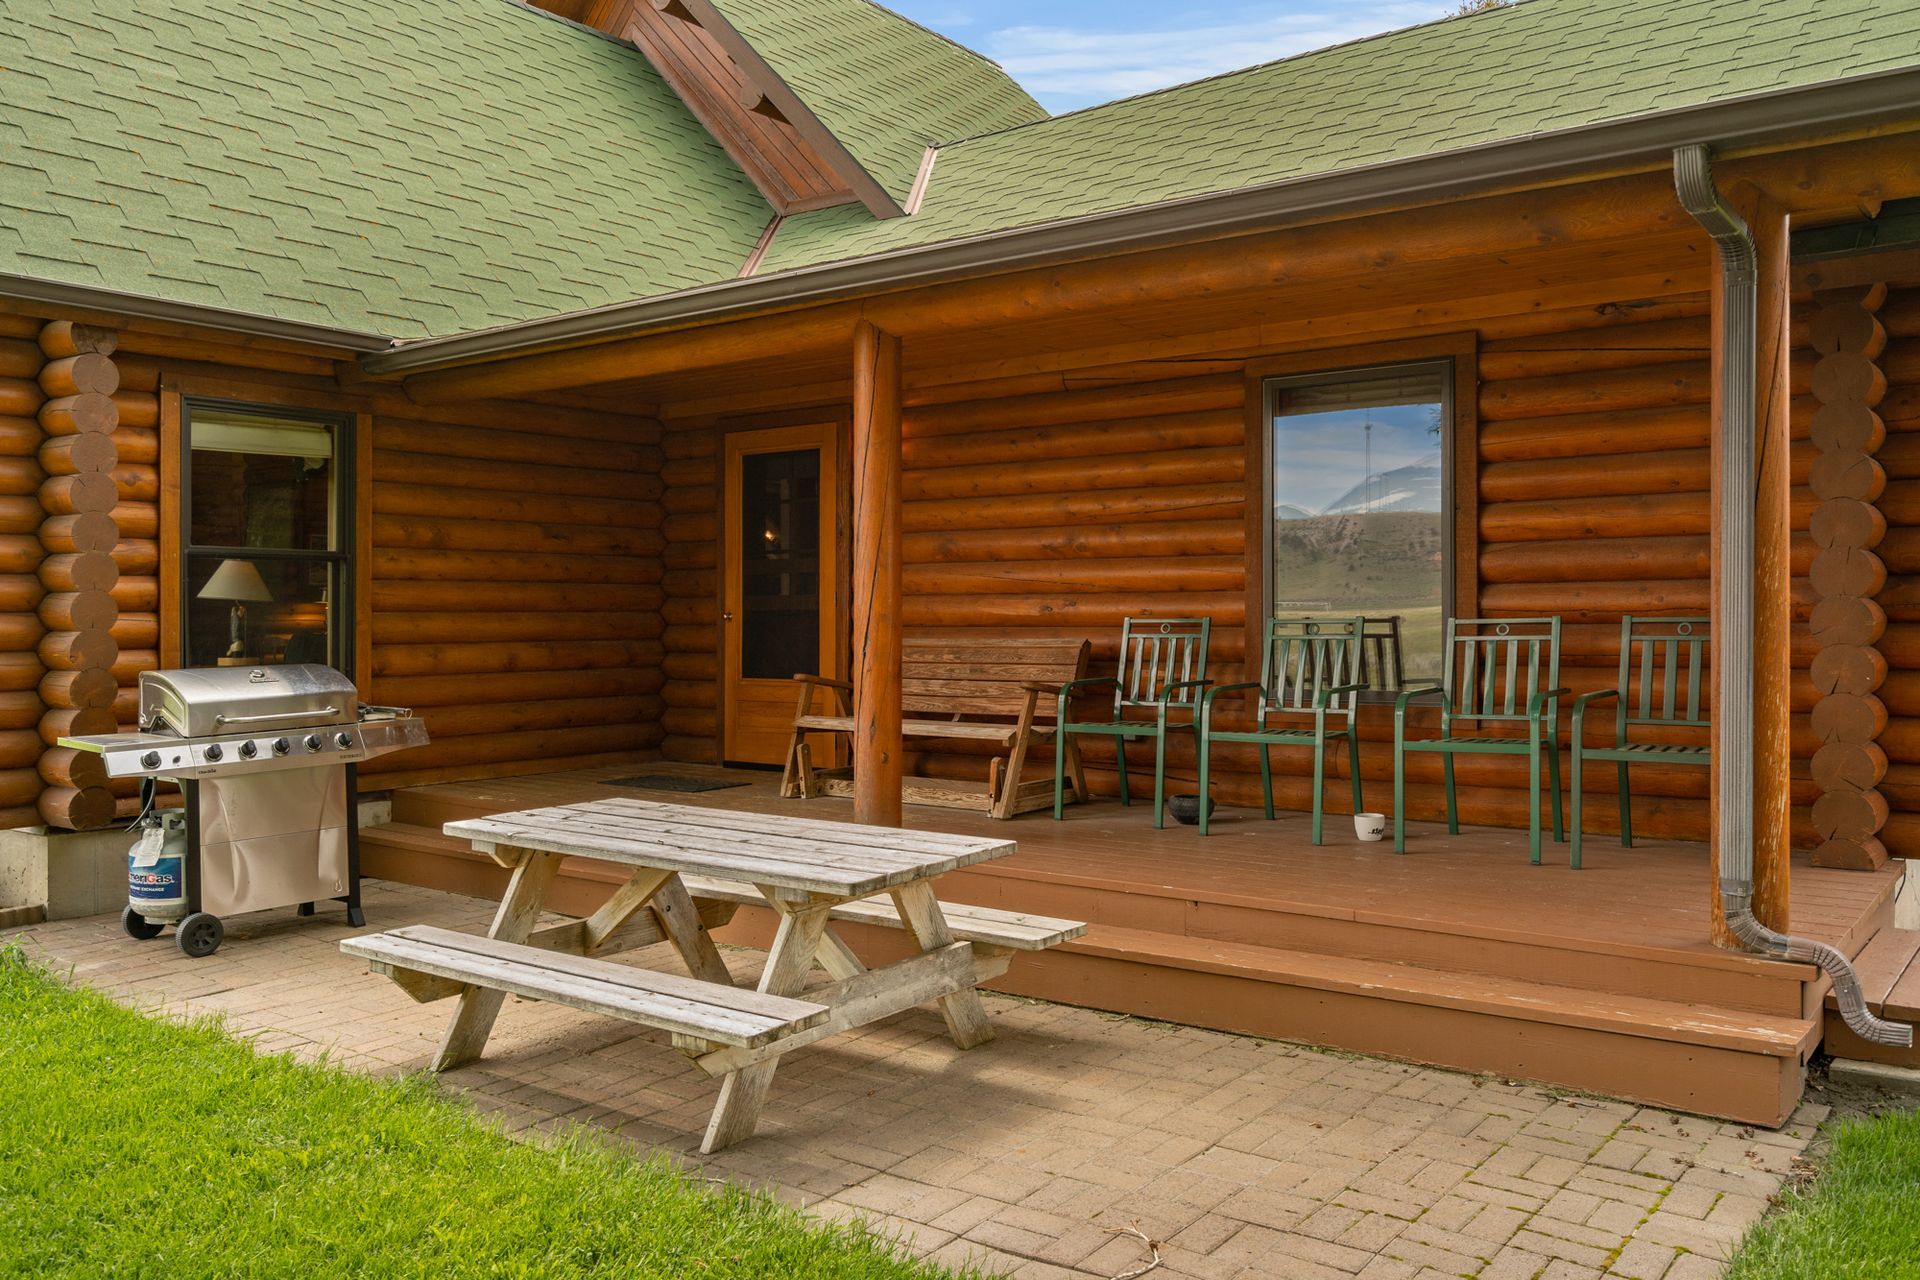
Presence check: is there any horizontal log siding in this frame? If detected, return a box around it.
[656,420,720,762]
[364,405,666,787]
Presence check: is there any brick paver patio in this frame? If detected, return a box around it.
[7,881,1818,1280]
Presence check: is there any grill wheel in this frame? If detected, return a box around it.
[175,912,224,959]
[121,907,163,941]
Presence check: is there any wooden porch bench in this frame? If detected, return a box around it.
[342,925,829,1049]
[678,874,1086,980]
[782,636,1091,819]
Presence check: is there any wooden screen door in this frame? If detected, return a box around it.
[722,424,842,765]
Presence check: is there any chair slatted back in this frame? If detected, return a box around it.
[1116,617,1212,709]
[899,637,1090,719]
[1358,615,1405,692]
[1260,617,1366,723]
[1617,615,1710,735]
[1443,617,1561,724]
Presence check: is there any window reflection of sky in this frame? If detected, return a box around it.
[1272,403,1440,515]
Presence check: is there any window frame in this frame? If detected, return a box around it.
[1244,334,1478,695]
[168,394,360,678]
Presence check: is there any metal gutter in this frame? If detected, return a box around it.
[1673,144,1912,1051]
[1792,196,1920,261]
[363,65,1920,375]
[0,274,394,354]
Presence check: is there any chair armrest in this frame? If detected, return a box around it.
[1393,685,1447,714]
[1527,687,1572,718]
[1571,688,1618,742]
[793,674,852,692]
[1202,681,1263,709]
[1313,681,1370,710]
[1029,676,1118,695]
[1156,678,1213,705]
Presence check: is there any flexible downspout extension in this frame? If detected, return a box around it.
[1673,145,1913,1049]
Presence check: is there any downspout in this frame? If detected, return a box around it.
[1673,144,1913,1050]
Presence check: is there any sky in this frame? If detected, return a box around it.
[1272,405,1440,516]
[884,1,1463,112]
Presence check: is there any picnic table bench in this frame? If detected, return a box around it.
[342,798,1084,1152]
[782,636,1092,818]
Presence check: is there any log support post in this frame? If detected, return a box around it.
[851,321,903,827]
[34,320,120,831]
[1807,283,1892,870]
[1710,188,1792,947]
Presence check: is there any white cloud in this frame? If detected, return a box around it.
[983,4,1448,109]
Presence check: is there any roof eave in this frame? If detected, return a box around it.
[364,64,1920,376]
[0,274,395,354]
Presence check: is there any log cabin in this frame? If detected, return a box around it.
[4,0,1920,1122]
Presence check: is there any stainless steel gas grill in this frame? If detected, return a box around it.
[61,664,428,957]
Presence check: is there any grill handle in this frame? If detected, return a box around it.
[212,706,339,727]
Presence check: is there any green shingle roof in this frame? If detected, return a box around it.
[752,0,1920,274]
[3,0,1917,345]
[706,0,1046,206]
[0,0,773,338]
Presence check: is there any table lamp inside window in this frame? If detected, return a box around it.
[198,559,273,659]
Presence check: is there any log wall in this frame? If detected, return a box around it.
[360,397,666,788]
[37,321,123,829]
[0,310,667,826]
[1865,279,1920,860]
[1805,285,1891,870]
[0,317,50,829]
[657,419,724,762]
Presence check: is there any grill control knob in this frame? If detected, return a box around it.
[140,751,161,769]
[204,744,223,762]
[272,737,291,756]
[238,740,258,759]
[335,732,354,749]
[304,734,322,753]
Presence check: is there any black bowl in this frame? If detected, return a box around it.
[1167,793,1214,825]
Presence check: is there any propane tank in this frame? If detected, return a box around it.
[127,810,189,922]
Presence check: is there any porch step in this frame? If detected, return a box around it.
[937,859,1821,1018]
[1023,925,1816,1125]
[1822,926,1920,1068]
[699,900,1816,1125]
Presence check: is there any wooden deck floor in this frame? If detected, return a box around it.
[375,761,1896,962]
[361,762,1908,1126]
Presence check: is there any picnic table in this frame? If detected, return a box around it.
[342,797,1083,1152]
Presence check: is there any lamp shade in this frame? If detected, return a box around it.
[198,559,272,603]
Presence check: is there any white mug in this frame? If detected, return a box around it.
[1354,812,1387,841]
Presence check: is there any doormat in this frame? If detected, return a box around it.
[600,774,749,794]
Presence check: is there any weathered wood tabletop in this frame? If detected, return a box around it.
[432,797,1022,1152]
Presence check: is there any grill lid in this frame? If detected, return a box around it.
[140,664,359,738]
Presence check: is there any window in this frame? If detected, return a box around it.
[1265,361,1452,686]
[180,401,353,672]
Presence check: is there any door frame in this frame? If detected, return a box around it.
[720,420,845,765]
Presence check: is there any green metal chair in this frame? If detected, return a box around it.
[1358,615,1405,693]
[1570,615,1711,869]
[1393,617,1568,862]
[1051,617,1211,828]
[1197,617,1368,843]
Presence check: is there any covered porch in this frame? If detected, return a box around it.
[360,763,1906,1126]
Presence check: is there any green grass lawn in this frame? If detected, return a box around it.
[1725,1104,1920,1280]
[0,945,981,1279]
